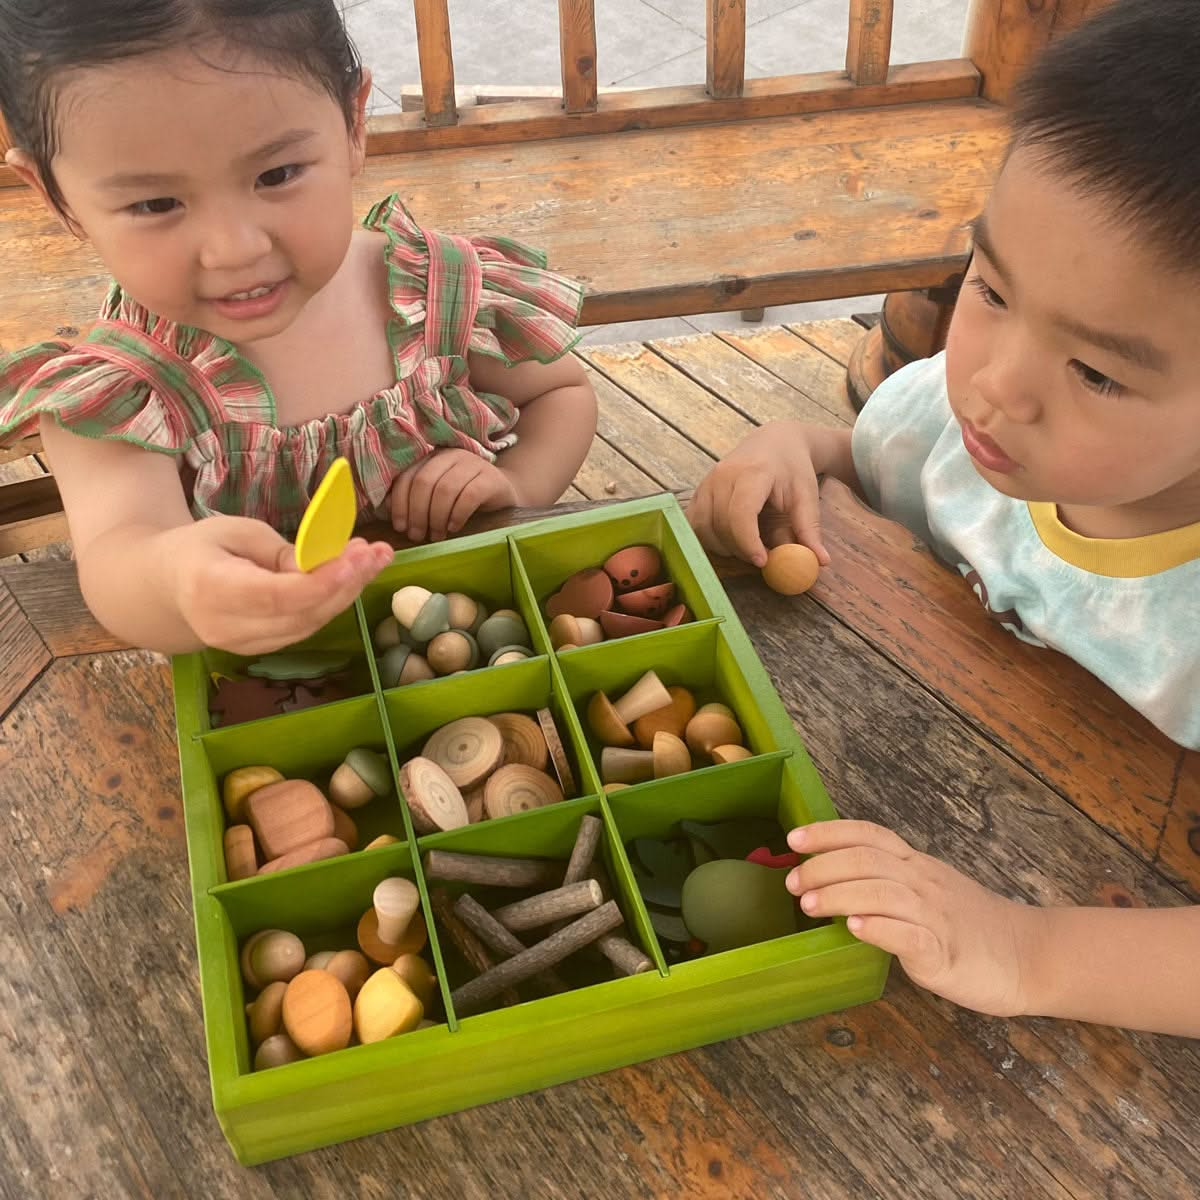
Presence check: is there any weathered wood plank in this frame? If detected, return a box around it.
[846,0,894,86]
[0,559,125,656]
[0,579,50,719]
[558,0,599,114]
[571,434,660,501]
[706,0,747,99]
[0,434,42,465]
[413,0,458,128]
[787,317,870,366]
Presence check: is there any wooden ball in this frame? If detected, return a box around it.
[483,763,564,819]
[422,717,505,790]
[241,930,306,991]
[282,970,352,1056]
[354,968,424,1045]
[246,980,288,1046]
[762,543,820,595]
[489,712,549,770]
[254,1033,304,1071]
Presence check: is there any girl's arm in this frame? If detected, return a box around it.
[41,417,391,655]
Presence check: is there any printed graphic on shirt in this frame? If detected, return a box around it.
[958,563,1047,646]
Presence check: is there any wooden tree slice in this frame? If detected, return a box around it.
[490,712,549,770]
[422,717,505,789]
[483,764,564,819]
[398,756,469,834]
[537,707,577,796]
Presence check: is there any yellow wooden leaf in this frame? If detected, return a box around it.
[294,457,356,572]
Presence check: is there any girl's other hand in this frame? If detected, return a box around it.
[388,448,519,543]
[786,819,1040,1018]
[167,516,394,656]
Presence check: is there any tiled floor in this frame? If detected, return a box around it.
[342,0,970,339]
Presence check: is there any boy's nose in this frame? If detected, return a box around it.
[197,213,273,273]
[972,356,1043,425]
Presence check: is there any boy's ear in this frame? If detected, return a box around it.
[349,68,372,175]
[4,148,84,237]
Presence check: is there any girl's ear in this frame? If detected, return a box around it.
[4,148,84,238]
[349,68,372,175]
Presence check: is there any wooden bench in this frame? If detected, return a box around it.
[0,0,1110,555]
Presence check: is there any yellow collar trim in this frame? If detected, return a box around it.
[1028,502,1200,577]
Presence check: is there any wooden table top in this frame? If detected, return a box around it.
[2,322,1197,1198]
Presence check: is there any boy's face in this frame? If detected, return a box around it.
[944,147,1200,538]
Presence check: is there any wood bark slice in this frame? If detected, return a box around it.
[537,706,577,795]
[422,717,505,789]
[399,756,470,834]
[483,763,564,819]
[489,711,550,770]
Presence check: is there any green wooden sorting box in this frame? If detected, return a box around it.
[172,495,889,1164]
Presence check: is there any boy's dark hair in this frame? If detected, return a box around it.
[1011,0,1200,269]
[0,0,363,216]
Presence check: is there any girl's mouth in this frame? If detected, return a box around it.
[209,279,289,320]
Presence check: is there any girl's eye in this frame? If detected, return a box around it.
[257,163,304,188]
[1070,360,1124,397]
[968,274,1006,310]
[130,196,179,216]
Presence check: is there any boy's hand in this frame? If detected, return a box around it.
[389,449,519,543]
[786,820,1040,1018]
[167,517,394,656]
[688,423,833,568]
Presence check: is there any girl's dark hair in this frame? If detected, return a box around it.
[0,0,363,215]
[1010,0,1200,271]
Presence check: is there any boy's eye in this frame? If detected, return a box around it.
[1070,360,1124,397]
[968,274,1006,310]
[257,163,304,188]
[130,196,179,216]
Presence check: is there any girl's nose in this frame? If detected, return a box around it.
[197,211,273,272]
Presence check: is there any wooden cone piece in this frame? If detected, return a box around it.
[491,880,603,932]
[452,894,568,995]
[537,707,577,796]
[601,747,655,785]
[596,934,654,976]
[421,717,504,790]
[483,763,564,819]
[373,877,420,944]
[489,712,549,770]
[422,850,563,889]
[612,671,672,725]
[429,888,520,1007]
[587,691,634,748]
[399,756,469,834]
[450,901,623,1016]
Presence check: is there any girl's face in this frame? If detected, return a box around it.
[26,43,370,346]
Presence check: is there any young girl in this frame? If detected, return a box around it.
[0,0,597,657]
[692,0,1200,1036]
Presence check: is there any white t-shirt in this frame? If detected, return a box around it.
[851,352,1200,750]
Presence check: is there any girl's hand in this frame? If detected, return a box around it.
[167,517,394,656]
[786,820,1039,1018]
[688,423,840,567]
[389,449,519,542]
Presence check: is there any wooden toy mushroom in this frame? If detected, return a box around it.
[483,763,564,819]
[329,747,393,809]
[446,591,487,633]
[651,731,691,778]
[254,1033,304,1070]
[281,969,353,1056]
[246,980,287,1045]
[761,543,820,595]
[587,671,673,747]
[631,686,697,748]
[391,953,437,1008]
[240,929,306,991]
[398,756,470,834]
[600,747,655,785]
[488,645,533,667]
[426,629,480,675]
[422,717,505,790]
[476,609,531,660]
[378,644,435,688]
[685,703,744,757]
[711,744,753,765]
[548,613,604,651]
[391,586,451,643]
[358,881,428,964]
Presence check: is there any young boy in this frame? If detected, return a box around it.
[689,0,1200,1037]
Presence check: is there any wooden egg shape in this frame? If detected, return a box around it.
[477,611,531,659]
[282,969,353,1056]
[391,953,438,1008]
[603,545,663,593]
[398,756,469,834]
[598,610,664,640]
[257,836,349,875]
[632,686,697,749]
[685,703,744,757]
[488,645,533,667]
[304,951,336,970]
[323,949,372,1001]
[223,824,258,881]
[241,929,306,991]
[246,980,288,1045]
[681,859,798,953]
[615,582,675,619]
[545,568,614,620]
[483,763,564,819]
[762,543,820,596]
[358,909,428,964]
[652,731,692,778]
[587,691,634,748]
[422,717,505,790]
[254,1033,304,1071]
[426,629,480,675]
[446,592,484,632]
[245,780,335,861]
[373,877,421,945]
[222,765,284,824]
[354,968,424,1045]
[490,712,550,770]
[662,603,691,628]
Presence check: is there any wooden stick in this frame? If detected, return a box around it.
[492,880,603,931]
[596,934,655,976]
[422,849,564,889]
[452,894,568,994]
[706,0,746,100]
[429,888,520,1007]
[563,815,603,885]
[451,901,623,1015]
[413,0,458,128]
[846,0,894,86]
[558,0,598,114]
